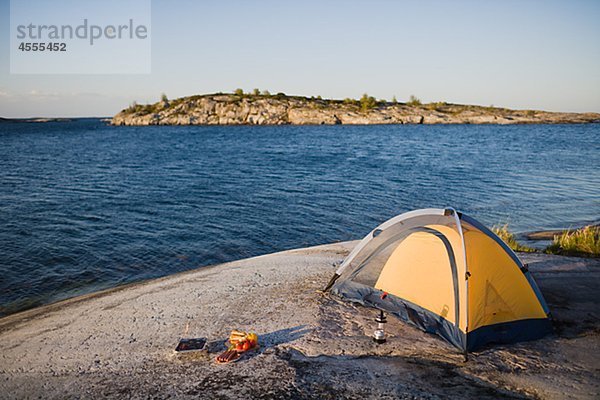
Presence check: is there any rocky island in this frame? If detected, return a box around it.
[111,92,600,126]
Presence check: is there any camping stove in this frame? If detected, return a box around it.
[373,310,387,344]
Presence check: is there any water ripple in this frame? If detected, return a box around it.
[0,120,598,316]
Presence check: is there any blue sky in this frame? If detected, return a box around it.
[1,0,599,117]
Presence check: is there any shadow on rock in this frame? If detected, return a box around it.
[277,348,531,399]
[260,325,312,347]
[529,258,600,339]
[204,325,312,364]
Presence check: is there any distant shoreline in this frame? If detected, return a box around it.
[0,117,73,123]
[111,92,600,126]
[2,115,600,126]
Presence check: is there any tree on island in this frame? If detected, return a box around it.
[234,88,244,96]
[127,101,138,112]
[392,95,398,103]
[252,88,260,96]
[360,93,377,112]
[161,93,168,102]
[407,95,422,106]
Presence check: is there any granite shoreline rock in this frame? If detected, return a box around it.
[0,241,598,399]
[111,93,600,126]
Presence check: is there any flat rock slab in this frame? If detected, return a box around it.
[0,242,598,399]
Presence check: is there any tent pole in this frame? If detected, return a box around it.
[323,273,340,292]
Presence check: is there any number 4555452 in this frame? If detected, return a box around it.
[18,42,66,51]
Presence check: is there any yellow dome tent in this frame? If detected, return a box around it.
[325,208,552,354]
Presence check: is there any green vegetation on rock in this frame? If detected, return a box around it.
[426,101,448,111]
[407,95,422,106]
[492,224,537,253]
[343,98,359,106]
[359,93,377,112]
[546,226,600,257]
[493,224,599,258]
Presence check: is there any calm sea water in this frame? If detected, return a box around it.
[0,120,598,316]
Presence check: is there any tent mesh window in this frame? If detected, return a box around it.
[339,214,463,288]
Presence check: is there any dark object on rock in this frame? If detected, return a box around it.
[175,337,207,353]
